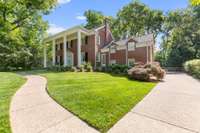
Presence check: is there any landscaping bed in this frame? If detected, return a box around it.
[41,72,156,132]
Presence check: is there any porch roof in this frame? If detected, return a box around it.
[44,25,94,43]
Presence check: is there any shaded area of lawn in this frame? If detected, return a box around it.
[42,72,156,132]
[0,72,25,133]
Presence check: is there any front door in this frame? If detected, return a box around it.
[67,51,74,66]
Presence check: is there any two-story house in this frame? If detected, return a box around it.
[43,24,154,68]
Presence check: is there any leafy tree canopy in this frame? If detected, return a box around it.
[113,0,164,39]
[156,7,200,67]
[190,0,200,6]
[0,0,57,70]
[84,10,105,29]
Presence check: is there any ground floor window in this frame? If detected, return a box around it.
[56,55,63,65]
[101,54,106,66]
[110,60,116,65]
[128,58,135,67]
[96,52,100,62]
[81,52,88,64]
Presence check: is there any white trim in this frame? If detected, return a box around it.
[44,25,94,42]
[94,25,105,31]
[116,45,126,50]
[101,48,109,52]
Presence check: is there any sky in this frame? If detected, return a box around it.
[43,0,189,48]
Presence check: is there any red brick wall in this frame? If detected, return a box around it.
[109,46,152,65]
[81,35,96,66]
[110,49,126,64]
[128,47,148,63]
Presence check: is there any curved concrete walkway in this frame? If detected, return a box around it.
[10,75,98,133]
[109,72,200,133]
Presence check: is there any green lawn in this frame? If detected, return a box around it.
[42,72,156,132]
[0,72,25,133]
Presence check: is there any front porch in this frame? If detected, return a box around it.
[43,26,92,68]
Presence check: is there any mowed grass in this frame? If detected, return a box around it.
[0,72,25,133]
[42,72,156,132]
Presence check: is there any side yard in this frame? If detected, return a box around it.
[0,72,25,133]
[41,72,156,132]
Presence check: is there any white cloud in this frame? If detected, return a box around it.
[76,15,86,20]
[47,24,65,35]
[57,0,71,4]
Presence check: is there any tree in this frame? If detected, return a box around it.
[113,1,164,39]
[156,7,200,67]
[0,0,57,70]
[84,10,105,29]
[190,0,200,6]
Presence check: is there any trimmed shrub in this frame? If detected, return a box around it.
[47,65,73,72]
[70,67,77,72]
[79,65,85,72]
[85,62,93,72]
[107,64,129,74]
[184,59,200,79]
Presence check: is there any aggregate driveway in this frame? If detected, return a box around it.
[109,72,200,133]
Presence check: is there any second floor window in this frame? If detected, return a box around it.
[97,35,101,45]
[110,46,116,53]
[128,42,135,51]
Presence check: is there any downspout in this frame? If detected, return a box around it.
[108,46,110,65]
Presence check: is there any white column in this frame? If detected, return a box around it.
[146,45,149,64]
[43,43,47,68]
[52,40,56,65]
[63,35,67,66]
[77,31,81,67]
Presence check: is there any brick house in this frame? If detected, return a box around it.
[43,24,154,68]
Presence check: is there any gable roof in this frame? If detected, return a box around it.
[101,34,154,49]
